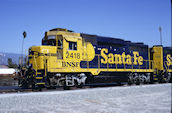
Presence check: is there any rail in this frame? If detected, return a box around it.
[164,61,169,70]
[43,54,47,76]
[40,52,155,72]
[33,54,38,76]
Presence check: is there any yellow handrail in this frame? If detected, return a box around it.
[33,55,37,76]
[164,61,169,70]
[43,54,47,77]
[87,54,154,71]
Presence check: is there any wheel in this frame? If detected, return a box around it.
[74,80,83,88]
[128,74,133,85]
[133,74,140,85]
[21,79,29,88]
[139,75,145,84]
[164,73,171,83]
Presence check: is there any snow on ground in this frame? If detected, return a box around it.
[0,84,171,113]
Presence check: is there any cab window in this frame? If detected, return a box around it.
[42,39,56,46]
[57,38,63,59]
[58,39,63,49]
[42,35,56,46]
[47,35,56,39]
[69,42,77,50]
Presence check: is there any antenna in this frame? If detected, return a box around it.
[171,0,172,47]
[159,26,162,45]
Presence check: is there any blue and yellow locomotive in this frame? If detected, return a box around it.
[19,28,172,88]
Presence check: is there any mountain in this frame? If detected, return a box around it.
[0,52,25,65]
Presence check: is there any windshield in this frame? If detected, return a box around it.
[42,35,56,46]
[47,35,56,39]
[42,39,56,46]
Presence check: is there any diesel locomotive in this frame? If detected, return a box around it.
[19,28,172,88]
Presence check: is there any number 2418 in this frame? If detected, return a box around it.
[66,52,80,59]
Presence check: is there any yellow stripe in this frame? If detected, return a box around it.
[36,77,43,79]
[154,78,158,80]
[49,68,154,75]
[36,83,45,85]
[154,75,157,77]
[167,69,172,72]
[37,72,41,74]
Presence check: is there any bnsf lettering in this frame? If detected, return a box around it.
[101,48,143,65]
[62,61,79,67]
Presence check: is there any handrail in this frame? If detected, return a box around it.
[33,55,38,76]
[89,54,154,71]
[43,54,47,76]
[98,54,100,69]
[164,61,169,70]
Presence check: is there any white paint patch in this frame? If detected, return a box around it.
[0,68,15,75]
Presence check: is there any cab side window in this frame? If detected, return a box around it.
[57,38,63,59]
[58,39,63,49]
[69,42,77,50]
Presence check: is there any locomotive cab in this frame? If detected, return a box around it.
[42,28,83,60]
[20,28,86,88]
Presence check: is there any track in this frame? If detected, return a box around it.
[0,82,123,93]
[0,82,159,94]
[0,86,32,93]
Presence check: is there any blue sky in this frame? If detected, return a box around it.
[0,0,171,54]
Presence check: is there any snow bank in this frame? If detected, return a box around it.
[0,68,15,75]
[0,84,171,113]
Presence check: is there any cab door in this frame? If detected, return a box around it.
[56,35,63,59]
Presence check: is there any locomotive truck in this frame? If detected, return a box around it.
[18,28,172,89]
